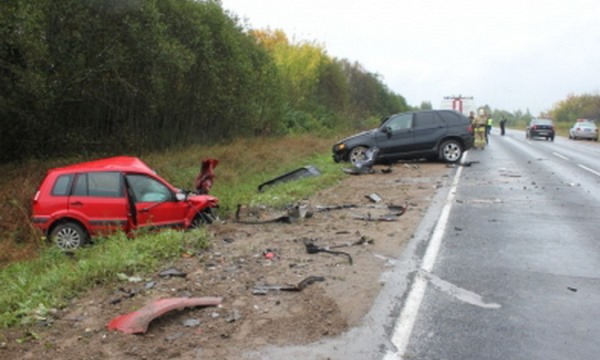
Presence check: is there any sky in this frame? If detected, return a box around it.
[220,0,600,115]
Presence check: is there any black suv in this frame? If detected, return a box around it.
[332,110,474,164]
[526,118,555,141]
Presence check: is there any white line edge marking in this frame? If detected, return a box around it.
[386,157,465,359]
[578,164,600,177]
[552,152,600,176]
[553,152,568,160]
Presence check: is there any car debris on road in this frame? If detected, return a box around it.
[107,297,223,334]
[257,165,321,192]
[251,275,326,295]
[304,239,353,265]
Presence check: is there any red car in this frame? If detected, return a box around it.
[32,156,218,250]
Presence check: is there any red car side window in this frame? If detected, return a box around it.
[51,174,73,196]
[73,172,124,197]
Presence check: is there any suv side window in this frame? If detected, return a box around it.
[415,112,445,129]
[126,174,172,202]
[73,172,123,197]
[52,174,74,196]
[440,111,463,125]
[386,113,413,131]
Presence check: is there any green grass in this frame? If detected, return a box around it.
[0,135,348,328]
[0,230,207,328]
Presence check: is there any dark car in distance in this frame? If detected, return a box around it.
[526,118,555,141]
[332,110,474,164]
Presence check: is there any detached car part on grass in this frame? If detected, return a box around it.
[332,110,473,165]
[194,158,219,194]
[107,297,222,334]
[31,156,219,250]
[257,165,321,192]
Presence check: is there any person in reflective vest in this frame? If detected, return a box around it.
[486,116,493,143]
[473,109,488,149]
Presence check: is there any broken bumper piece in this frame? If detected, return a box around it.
[107,297,222,334]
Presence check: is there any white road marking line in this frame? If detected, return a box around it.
[423,271,501,309]
[578,164,600,177]
[385,157,465,360]
[552,152,600,177]
[553,152,568,160]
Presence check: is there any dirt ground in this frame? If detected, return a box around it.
[0,162,452,360]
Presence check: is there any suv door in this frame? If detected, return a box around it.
[69,171,129,235]
[374,113,415,157]
[125,173,188,230]
[411,111,447,151]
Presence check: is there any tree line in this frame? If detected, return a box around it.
[0,0,408,164]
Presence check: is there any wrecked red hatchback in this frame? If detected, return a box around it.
[31,156,218,250]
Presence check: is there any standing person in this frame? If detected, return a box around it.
[486,115,493,143]
[473,109,487,149]
[500,117,507,136]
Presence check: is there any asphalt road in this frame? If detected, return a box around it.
[247,129,600,359]
[389,129,600,360]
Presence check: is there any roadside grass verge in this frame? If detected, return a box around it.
[0,134,348,328]
[0,230,207,328]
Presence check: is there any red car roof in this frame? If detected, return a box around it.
[51,156,155,174]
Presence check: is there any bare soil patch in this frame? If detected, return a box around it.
[0,162,451,360]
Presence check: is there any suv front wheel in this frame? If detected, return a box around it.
[439,140,463,163]
[348,146,369,165]
[50,222,88,250]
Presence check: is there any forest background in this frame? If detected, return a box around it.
[1,0,600,257]
[2,0,600,164]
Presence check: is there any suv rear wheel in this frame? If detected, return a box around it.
[50,222,88,250]
[439,140,463,163]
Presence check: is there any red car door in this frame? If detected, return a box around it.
[125,174,188,230]
[69,172,130,236]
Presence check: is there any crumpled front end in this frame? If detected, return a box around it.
[332,142,348,162]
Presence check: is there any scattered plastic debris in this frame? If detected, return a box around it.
[116,273,143,283]
[263,249,276,260]
[365,193,383,203]
[304,239,353,265]
[329,235,374,249]
[251,276,326,295]
[315,204,358,212]
[353,212,404,222]
[109,288,139,305]
[225,309,242,323]
[447,161,480,168]
[403,162,420,169]
[182,318,201,327]
[159,268,187,278]
[107,297,222,334]
[235,203,309,224]
[258,165,321,192]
